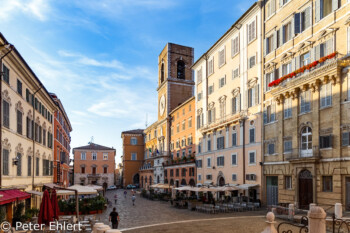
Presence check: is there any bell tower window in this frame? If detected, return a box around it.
[161,63,165,83]
[177,60,185,79]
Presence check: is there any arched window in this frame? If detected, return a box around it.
[161,63,165,83]
[301,127,312,157]
[157,176,160,183]
[149,176,152,185]
[177,60,185,79]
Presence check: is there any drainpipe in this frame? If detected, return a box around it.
[241,118,246,185]
[0,44,14,188]
[32,85,42,190]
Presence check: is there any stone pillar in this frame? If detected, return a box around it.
[288,204,295,220]
[261,212,277,233]
[308,206,326,233]
[335,203,342,219]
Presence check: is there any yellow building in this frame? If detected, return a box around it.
[0,33,56,221]
[262,0,350,209]
[193,2,263,201]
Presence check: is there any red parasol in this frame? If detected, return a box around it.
[51,189,59,220]
[38,190,54,225]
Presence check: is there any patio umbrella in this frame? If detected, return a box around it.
[38,190,54,225]
[51,189,59,220]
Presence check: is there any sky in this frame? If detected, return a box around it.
[0,0,256,165]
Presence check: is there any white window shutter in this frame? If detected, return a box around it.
[305,7,311,29]
[295,56,300,70]
[332,0,339,11]
[279,28,283,46]
[291,57,295,71]
[279,66,283,78]
[327,37,334,54]
[231,39,234,57]
[238,93,241,112]
[254,84,259,105]
[273,31,277,50]
[264,39,267,56]
[272,0,276,13]
[279,0,283,7]
[310,47,315,62]
[315,0,321,22]
[315,44,321,60]
[291,15,295,36]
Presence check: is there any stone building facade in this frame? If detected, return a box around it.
[0,33,57,222]
[139,43,195,188]
[73,143,115,189]
[262,0,350,209]
[50,93,72,187]
[193,2,263,201]
[164,96,196,187]
[121,129,144,187]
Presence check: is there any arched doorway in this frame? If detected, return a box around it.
[133,173,140,185]
[164,179,168,184]
[299,169,313,209]
[157,176,160,183]
[189,179,195,187]
[181,179,187,186]
[170,179,174,186]
[175,180,179,187]
[218,176,225,186]
[301,127,312,157]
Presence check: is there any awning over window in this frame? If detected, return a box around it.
[0,189,31,205]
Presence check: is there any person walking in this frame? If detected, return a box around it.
[109,207,120,229]
[114,194,118,204]
[124,190,127,198]
[132,194,136,206]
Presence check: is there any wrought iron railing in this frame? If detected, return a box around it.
[285,146,320,160]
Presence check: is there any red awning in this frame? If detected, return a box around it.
[0,189,31,205]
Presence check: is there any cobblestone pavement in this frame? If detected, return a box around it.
[97,189,268,232]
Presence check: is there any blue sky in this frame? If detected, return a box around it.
[0,0,256,165]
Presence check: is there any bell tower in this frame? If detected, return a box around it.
[156,43,194,154]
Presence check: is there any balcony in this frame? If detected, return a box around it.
[200,111,245,133]
[285,146,320,162]
[87,174,101,178]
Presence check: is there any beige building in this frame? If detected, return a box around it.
[262,0,350,209]
[193,2,263,201]
[0,33,56,219]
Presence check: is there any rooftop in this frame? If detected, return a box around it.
[73,143,115,151]
[121,129,144,135]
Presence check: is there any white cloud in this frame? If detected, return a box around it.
[0,0,51,21]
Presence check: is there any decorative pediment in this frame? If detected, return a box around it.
[15,101,24,113]
[318,28,337,42]
[247,77,258,89]
[218,95,227,103]
[27,110,33,120]
[2,90,11,105]
[35,150,40,158]
[345,17,350,25]
[2,138,11,151]
[208,102,215,110]
[265,62,276,73]
[231,87,240,97]
[27,147,33,156]
[341,124,350,131]
[42,122,47,130]
[48,127,52,133]
[283,136,292,140]
[320,128,333,136]
[264,138,277,144]
[197,108,203,115]
[35,117,40,125]
[15,143,24,154]
[42,152,46,159]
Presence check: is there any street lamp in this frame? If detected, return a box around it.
[0,43,14,187]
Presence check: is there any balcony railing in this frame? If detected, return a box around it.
[285,146,320,161]
[200,111,244,132]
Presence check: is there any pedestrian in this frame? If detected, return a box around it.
[132,194,136,206]
[124,190,127,198]
[109,207,120,229]
[114,194,118,204]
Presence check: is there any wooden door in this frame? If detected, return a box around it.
[299,170,313,209]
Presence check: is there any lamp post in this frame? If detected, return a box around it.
[0,43,14,188]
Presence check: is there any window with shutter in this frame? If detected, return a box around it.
[2,64,9,84]
[2,100,9,128]
[3,149,9,175]
[17,110,22,134]
[320,82,332,108]
[218,48,225,67]
[320,135,332,148]
[284,140,292,152]
[284,98,292,119]
[17,153,22,176]
[231,154,237,165]
[233,68,239,79]
[208,58,214,75]
[268,144,275,155]
[249,128,255,143]
[36,157,39,176]
[300,90,311,113]
[249,151,256,164]
[248,20,256,43]
[342,132,350,146]
[232,133,237,146]
[232,36,239,57]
